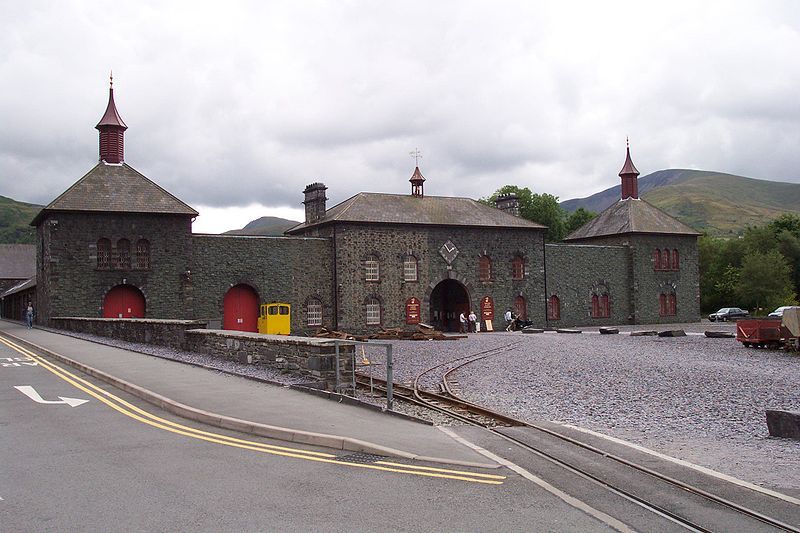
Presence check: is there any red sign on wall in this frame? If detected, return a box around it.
[481,296,494,321]
[406,297,421,324]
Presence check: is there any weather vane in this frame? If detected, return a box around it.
[409,148,422,166]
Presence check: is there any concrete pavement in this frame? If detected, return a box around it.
[0,320,497,468]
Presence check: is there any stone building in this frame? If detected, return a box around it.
[27,82,700,334]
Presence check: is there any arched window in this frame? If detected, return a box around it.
[306,298,323,327]
[514,295,527,320]
[478,255,492,281]
[511,255,525,280]
[97,238,110,269]
[653,249,661,271]
[365,255,380,282]
[117,239,131,269]
[365,297,381,325]
[136,239,150,270]
[672,249,679,270]
[663,249,670,271]
[548,295,561,320]
[403,255,418,282]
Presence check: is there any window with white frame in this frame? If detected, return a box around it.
[307,299,322,326]
[366,298,381,325]
[403,255,418,282]
[365,257,380,281]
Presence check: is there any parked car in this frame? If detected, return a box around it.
[708,307,750,322]
[767,306,800,318]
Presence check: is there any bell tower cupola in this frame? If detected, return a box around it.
[619,138,640,200]
[95,73,128,164]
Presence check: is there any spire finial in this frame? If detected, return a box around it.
[409,148,422,167]
[110,70,113,89]
[626,136,629,149]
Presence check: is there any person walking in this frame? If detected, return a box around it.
[505,309,513,331]
[25,302,34,329]
[468,310,477,333]
[459,311,468,333]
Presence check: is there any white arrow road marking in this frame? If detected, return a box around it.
[14,386,89,407]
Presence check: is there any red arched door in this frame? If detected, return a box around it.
[223,284,259,332]
[103,285,146,318]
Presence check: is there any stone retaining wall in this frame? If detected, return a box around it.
[52,317,207,349]
[184,329,354,382]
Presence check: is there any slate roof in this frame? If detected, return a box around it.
[564,197,699,241]
[286,192,546,233]
[0,244,35,279]
[32,162,198,225]
[0,276,36,298]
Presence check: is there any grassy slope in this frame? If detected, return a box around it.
[562,169,800,236]
[643,173,800,236]
[0,196,42,244]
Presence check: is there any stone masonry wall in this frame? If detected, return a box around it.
[566,234,700,324]
[333,223,546,333]
[184,329,354,384]
[36,212,194,325]
[51,317,207,349]
[190,235,334,335]
[545,244,631,327]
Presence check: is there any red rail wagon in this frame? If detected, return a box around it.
[736,319,786,349]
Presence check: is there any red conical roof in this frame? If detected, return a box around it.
[96,87,128,130]
[409,166,426,184]
[618,143,639,177]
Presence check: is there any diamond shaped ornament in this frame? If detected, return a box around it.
[439,240,459,264]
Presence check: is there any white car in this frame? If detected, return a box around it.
[768,306,800,318]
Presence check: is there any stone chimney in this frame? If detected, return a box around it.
[495,193,520,217]
[303,182,328,224]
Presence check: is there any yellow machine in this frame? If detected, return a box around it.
[258,303,291,335]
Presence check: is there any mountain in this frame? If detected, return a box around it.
[560,169,800,236]
[223,216,300,236]
[0,195,42,244]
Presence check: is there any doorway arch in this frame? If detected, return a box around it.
[223,284,259,332]
[103,285,146,318]
[429,279,470,332]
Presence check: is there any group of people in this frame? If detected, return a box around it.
[458,310,479,333]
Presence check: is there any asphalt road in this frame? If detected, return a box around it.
[0,338,610,532]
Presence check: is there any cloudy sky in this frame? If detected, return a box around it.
[2,1,799,233]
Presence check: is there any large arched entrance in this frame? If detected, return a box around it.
[223,284,259,332]
[103,285,146,318]
[429,279,470,332]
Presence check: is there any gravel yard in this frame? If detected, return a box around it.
[45,322,800,495]
[361,322,800,495]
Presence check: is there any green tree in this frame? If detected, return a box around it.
[735,250,797,313]
[481,185,567,242]
[768,213,800,237]
[565,207,597,235]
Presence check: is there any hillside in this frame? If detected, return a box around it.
[223,216,300,236]
[0,196,42,244]
[561,169,800,236]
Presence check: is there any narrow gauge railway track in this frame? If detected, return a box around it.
[357,342,800,532]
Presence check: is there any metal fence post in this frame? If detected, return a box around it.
[334,340,340,392]
[386,344,393,411]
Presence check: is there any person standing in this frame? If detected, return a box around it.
[25,302,34,329]
[505,309,513,331]
[459,311,468,333]
[468,310,477,333]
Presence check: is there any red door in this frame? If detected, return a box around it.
[223,284,259,332]
[103,285,146,318]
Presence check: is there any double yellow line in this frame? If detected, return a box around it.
[0,334,505,485]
